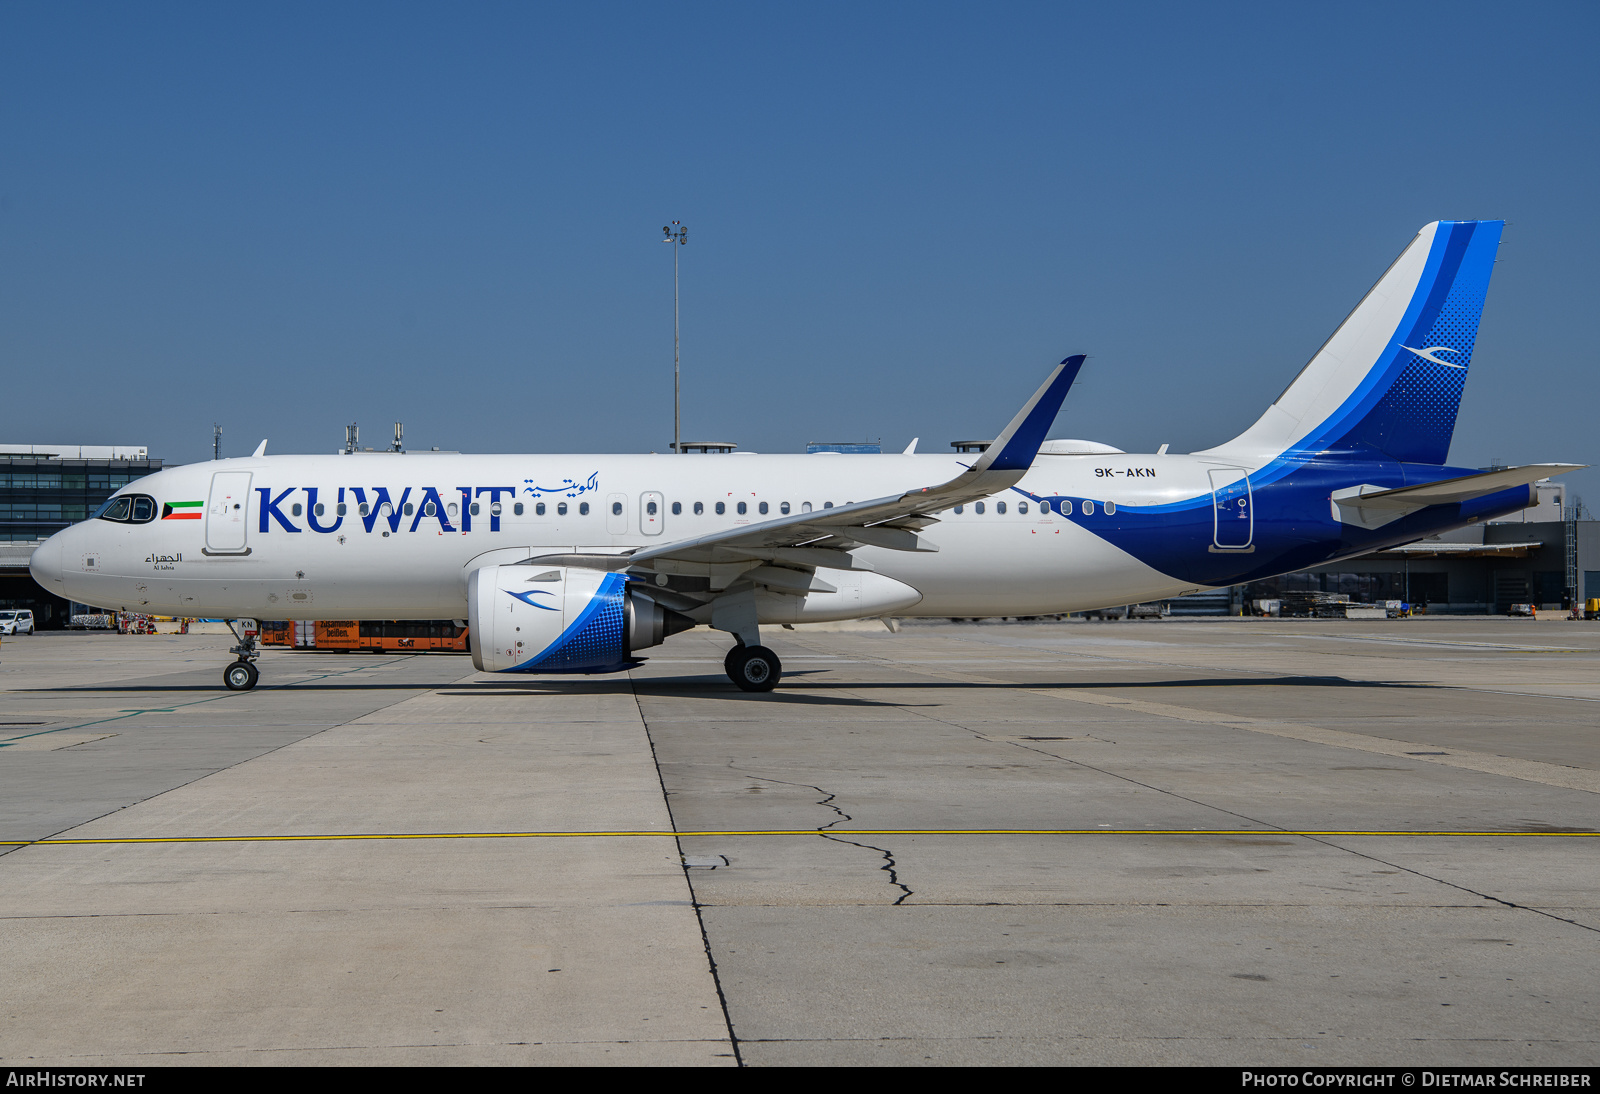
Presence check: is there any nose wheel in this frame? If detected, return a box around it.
[222,618,263,691]
[726,645,781,692]
[224,660,260,691]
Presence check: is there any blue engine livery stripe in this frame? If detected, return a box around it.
[504,572,636,674]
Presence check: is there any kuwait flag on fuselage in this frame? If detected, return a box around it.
[162,500,203,520]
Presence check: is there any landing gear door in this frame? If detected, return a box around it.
[1209,468,1253,550]
[640,491,664,535]
[206,472,252,553]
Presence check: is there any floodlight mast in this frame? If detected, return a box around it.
[663,221,687,452]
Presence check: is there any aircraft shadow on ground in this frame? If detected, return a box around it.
[26,673,1435,701]
[785,674,1438,692]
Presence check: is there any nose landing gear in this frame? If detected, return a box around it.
[224,659,259,691]
[223,618,262,691]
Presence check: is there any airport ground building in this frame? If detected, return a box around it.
[0,445,161,627]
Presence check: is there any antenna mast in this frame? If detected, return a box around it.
[663,221,687,452]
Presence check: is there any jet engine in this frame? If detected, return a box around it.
[468,564,695,674]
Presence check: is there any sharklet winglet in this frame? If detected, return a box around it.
[972,354,1086,473]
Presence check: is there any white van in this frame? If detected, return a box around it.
[0,610,36,635]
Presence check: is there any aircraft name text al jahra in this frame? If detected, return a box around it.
[29,221,1582,691]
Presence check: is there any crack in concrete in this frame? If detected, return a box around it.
[739,773,914,906]
[785,632,1600,936]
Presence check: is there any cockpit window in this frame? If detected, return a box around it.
[95,494,157,524]
[96,496,132,522]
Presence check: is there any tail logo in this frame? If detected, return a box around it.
[1400,345,1465,369]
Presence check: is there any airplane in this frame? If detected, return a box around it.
[28,220,1581,693]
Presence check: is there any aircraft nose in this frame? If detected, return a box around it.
[29,536,64,588]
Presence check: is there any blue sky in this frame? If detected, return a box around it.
[3,3,1596,503]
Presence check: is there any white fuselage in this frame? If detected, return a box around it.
[33,450,1224,622]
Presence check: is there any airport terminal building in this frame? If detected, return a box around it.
[0,444,161,627]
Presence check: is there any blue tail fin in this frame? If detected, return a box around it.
[1202,220,1503,466]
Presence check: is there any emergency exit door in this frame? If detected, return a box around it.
[607,493,629,535]
[640,491,664,535]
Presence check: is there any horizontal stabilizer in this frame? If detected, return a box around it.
[1331,464,1583,530]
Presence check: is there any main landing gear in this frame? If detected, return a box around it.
[223,619,262,691]
[724,644,781,692]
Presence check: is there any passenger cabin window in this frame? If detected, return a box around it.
[612,501,623,516]
[823,501,833,509]
[694,502,704,515]
[1019,501,1028,514]
[402,503,413,516]
[780,501,790,515]
[1105,501,1116,515]
[489,502,501,516]
[801,502,812,513]
[337,503,348,516]
[579,502,590,516]
[447,502,458,518]
[715,502,725,515]
[424,501,436,516]
[557,502,567,516]
[536,502,546,516]
[292,503,304,517]
[758,501,768,515]
[954,504,964,515]
[514,502,525,516]
[996,501,1007,515]
[314,503,325,516]
[648,501,659,515]
[975,502,985,514]
[1081,500,1093,515]
[737,501,747,515]
[671,501,681,515]
[469,502,480,516]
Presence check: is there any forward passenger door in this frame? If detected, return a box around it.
[205,472,252,554]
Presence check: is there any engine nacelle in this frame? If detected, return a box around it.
[468,565,693,674]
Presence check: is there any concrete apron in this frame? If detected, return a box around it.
[0,677,734,1065]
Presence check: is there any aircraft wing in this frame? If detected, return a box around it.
[629,354,1084,565]
[522,355,1085,580]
